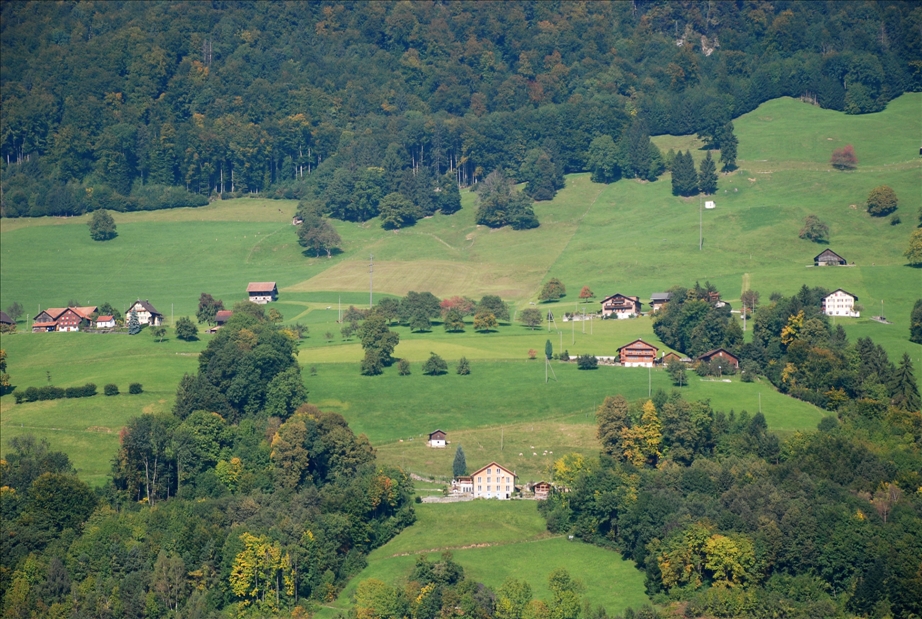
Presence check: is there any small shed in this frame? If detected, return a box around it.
[0,311,14,327]
[532,481,552,500]
[705,200,716,209]
[215,310,233,325]
[697,348,740,369]
[814,249,847,266]
[95,315,116,329]
[247,282,278,304]
[427,429,447,448]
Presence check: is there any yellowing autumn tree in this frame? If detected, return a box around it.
[270,417,310,491]
[620,400,662,467]
[229,532,294,610]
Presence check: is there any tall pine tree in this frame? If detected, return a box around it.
[890,353,920,411]
[671,151,698,197]
[718,122,738,171]
[698,151,718,195]
[452,445,467,477]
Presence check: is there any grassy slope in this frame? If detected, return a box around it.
[2,94,920,483]
[316,501,649,619]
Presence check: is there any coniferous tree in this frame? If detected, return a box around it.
[698,151,718,195]
[452,446,467,477]
[718,123,738,171]
[127,311,141,335]
[671,151,698,197]
[890,353,920,411]
[620,116,664,181]
[910,299,922,344]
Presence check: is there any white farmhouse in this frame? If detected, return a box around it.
[471,462,516,500]
[822,289,859,318]
[126,300,163,326]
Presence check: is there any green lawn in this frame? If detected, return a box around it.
[320,501,649,618]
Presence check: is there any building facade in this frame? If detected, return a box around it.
[127,300,163,326]
[617,339,659,367]
[600,294,642,319]
[427,430,447,448]
[815,249,847,266]
[822,289,859,317]
[471,462,516,500]
[247,282,278,304]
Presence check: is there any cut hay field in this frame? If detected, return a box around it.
[315,501,649,619]
[1,93,920,484]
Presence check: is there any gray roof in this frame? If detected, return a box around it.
[650,292,671,302]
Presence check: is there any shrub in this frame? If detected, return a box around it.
[104,383,119,396]
[830,144,857,170]
[423,353,448,376]
[65,383,96,398]
[397,358,411,376]
[866,185,898,217]
[14,384,95,403]
[129,383,143,394]
[576,354,598,370]
[890,213,901,225]
[456,357,471,375]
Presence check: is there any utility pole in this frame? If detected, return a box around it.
[699,194,703,251]
[369,254,374,308]
[742,303,746,332]
[338,295,342,323]
[648,366,651,397]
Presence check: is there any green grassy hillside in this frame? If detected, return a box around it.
[2,94,920,484]
[316,501,649,619]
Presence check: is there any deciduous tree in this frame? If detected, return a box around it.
[456,357,471,375]
[175,316,198,341]
[423,352,448,375]
[196,293,224,324]
[88,209,117,241]
[830,144,857,170]
[906,229,922,266]
[866,185,898,217]
[519,308,542,329]
[539,278,566,302]
[587,135,621,183]
[443,309,465,332]
[298,214,342,257]
[474,311,498,332]
[799,215,830,242]
[477,295,510,321]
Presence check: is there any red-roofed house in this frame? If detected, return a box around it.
[31,306,95,332]
[95,315,116,329]
[247,282,278,304]
[215,310,233,325]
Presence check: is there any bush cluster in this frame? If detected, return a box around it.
[14,383,96,404]
[128,383,143,394]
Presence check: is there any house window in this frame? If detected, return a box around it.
[487,468,492,474]
[487,485,491,491]
[478,485,481,491]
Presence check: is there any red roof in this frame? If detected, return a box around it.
[96,315,114,321]
[247,282,277,293]
[617,338,659,352]
[32,322,58,328]
[215,310,233,321]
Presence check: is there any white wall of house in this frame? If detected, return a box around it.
[823,291,859,317]
[249,294,273,304]
[428,439,446,448]
[96,319,115,328]
[622,360,654,368]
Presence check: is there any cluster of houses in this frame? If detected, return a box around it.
[30,300,163,333]
[25,282,280,334]
[613,338,740,369]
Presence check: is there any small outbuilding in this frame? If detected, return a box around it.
[697,348,740,369]
[0,311,14,327]
[814,249,847,266]
[532,481,552,500]
[617,339,659,367]
[650,292,671,313]
[95,315,116,329]
[427,429,447,448]
[247,282,278,304]
[705,200,716,209]
[215,310,233,326]
[658,351,683,365]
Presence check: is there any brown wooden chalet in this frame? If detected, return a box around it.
[617,338,659,367]
[600,294,642,319]
[247,282,278,304]
[814,249,847,266]
[427,429,447,448]
[0,311,14,326]
[531,481,552,500]
[697,348,740,369]
[215,310,233,326]
[658,351,683,365]
[650,292,671,312]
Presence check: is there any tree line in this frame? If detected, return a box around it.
[0,301,416,617]
[3,2,919,218]
[539,385,922,618]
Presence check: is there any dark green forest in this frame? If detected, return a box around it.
[2,1,921,220]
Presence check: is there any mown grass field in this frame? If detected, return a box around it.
[1,93,920,484]
[315,501,649,619]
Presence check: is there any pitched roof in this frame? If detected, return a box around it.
[617,338,659,352]
[428,429,446,438]
[215,310,233,321]
[698,348,740,361]
[40,308,68,320]
[70,306,97,319]
[814,248,846,262]
[470,461,516,478]
[128,300,162,315]
[96,315,114,321]
[650,292,672,302]
[600,293,642,305]
[247,282,277,293]
[0,311,13,325]
[824,288,857,300]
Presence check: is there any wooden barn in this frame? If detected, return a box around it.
[697,348,740,369]
[814,249,847,266]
